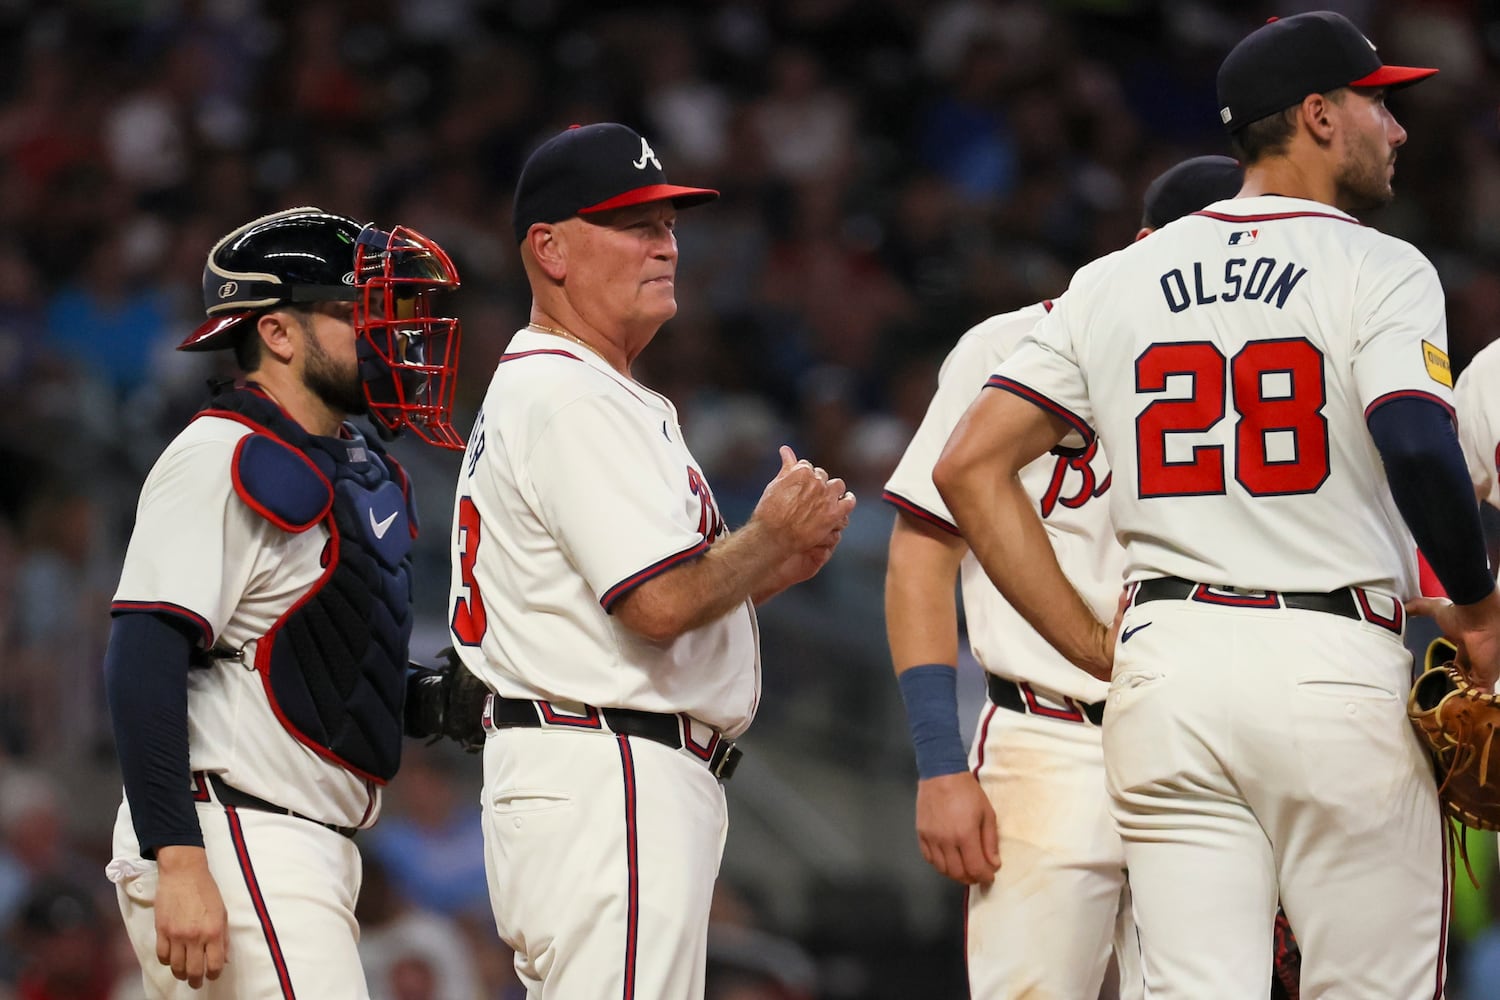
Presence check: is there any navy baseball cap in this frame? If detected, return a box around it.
[1141,155,1243,229]
[1217,11,1437,133]
[511,123,719,243]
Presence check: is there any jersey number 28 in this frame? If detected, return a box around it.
[1135,338,1329,498]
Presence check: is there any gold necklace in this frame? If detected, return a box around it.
[527,320,622,371]
[527,321,588,347]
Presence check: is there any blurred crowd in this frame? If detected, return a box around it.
[4,0,1500,997]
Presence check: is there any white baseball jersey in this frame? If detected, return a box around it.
[112,416,379,827]
[448,327,759,737]
[1455,337,1500,508]
[884,302,1122,703]
[995,196,1451,598]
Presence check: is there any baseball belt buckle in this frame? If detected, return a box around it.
[710,741,743,781]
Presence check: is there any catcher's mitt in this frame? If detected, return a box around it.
[405,646,490,752]
[1407,636,1500,831]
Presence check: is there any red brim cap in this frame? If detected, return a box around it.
[578,183,720,215]
[1350,64,1438,89]
[178,311,253,352]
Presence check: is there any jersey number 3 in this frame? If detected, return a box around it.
[451,496,487,645]
[1136,338,1329,498]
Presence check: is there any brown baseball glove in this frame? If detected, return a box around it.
[1407,636,1500,831]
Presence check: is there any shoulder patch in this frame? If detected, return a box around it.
[1423,341,1452,388]
[231,433,333,532]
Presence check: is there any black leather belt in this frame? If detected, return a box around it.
[483,695,743,781]
[194,771,358,839]
[1131,575,1402,635]
[987,674,1105,726]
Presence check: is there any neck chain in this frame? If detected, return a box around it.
[528,321,589,347]
[527,321,623,372]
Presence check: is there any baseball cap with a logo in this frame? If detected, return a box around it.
[1217,11,1437,133]
[511,123,719,243]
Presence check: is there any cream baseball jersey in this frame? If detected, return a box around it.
[448,328,759,737]
[1455,337,1500,508]
[885,303,1121,703]
[112,416,379,828]
[993,195,1451,598]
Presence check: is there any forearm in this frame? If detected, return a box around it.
[885,515,965,671]
[955,474,1108,674]
[886,513,971,780]
[613,520,790,641]
[104,613,204,858]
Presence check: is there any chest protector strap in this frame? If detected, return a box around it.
[202,386,416,783]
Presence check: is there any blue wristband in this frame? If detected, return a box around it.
[897,663,970,780]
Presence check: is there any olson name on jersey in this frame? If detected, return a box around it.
[1160,257,1308,313]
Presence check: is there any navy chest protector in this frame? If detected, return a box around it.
[203,387,416,783]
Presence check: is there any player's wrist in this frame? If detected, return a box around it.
[897,663,970,779]
[155,844,211,872]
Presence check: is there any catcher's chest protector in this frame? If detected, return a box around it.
[201,387,416,783]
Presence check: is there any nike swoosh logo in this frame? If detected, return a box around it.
[370,508,399,539]
[1121,622,1153,644]
[662,420,671,441]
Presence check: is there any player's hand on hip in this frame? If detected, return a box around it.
[154,845,229,988]
[1409,588,1500,690]
[915,771,1001,886]
[752,446,857,555]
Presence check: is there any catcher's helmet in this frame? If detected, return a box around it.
[180,207,465,449]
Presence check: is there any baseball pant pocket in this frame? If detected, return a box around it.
[490,788,574,815]
[1290,677,1405,834]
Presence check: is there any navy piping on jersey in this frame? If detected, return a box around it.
[1365,388,1456,423]
[984,376,1097,446]
[617,735,640,1000]
[881,490,961,536]
[226,808,297,999]
[600,538,712,611]
[1192,209,1360,226]
[109,601,214,648]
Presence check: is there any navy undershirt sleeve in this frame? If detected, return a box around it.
[103,611,204,858]
[1367,396,1495,605]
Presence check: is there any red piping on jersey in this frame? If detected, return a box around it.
[498,348,581,364]
[226,808,297,999]
[881,490,961,536]
[357,780,378,827]
[110,601,215,648]
[1042,299,1054,312]
[1192,209,1360,226]
[617,735,640,1000]
[985,376,1097,445]
[1364,389,1455,423]
[498,346,658,408]
[600,538,712,611]
[228,432,332,533]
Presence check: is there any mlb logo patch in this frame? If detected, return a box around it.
[1228,229,1259,246]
